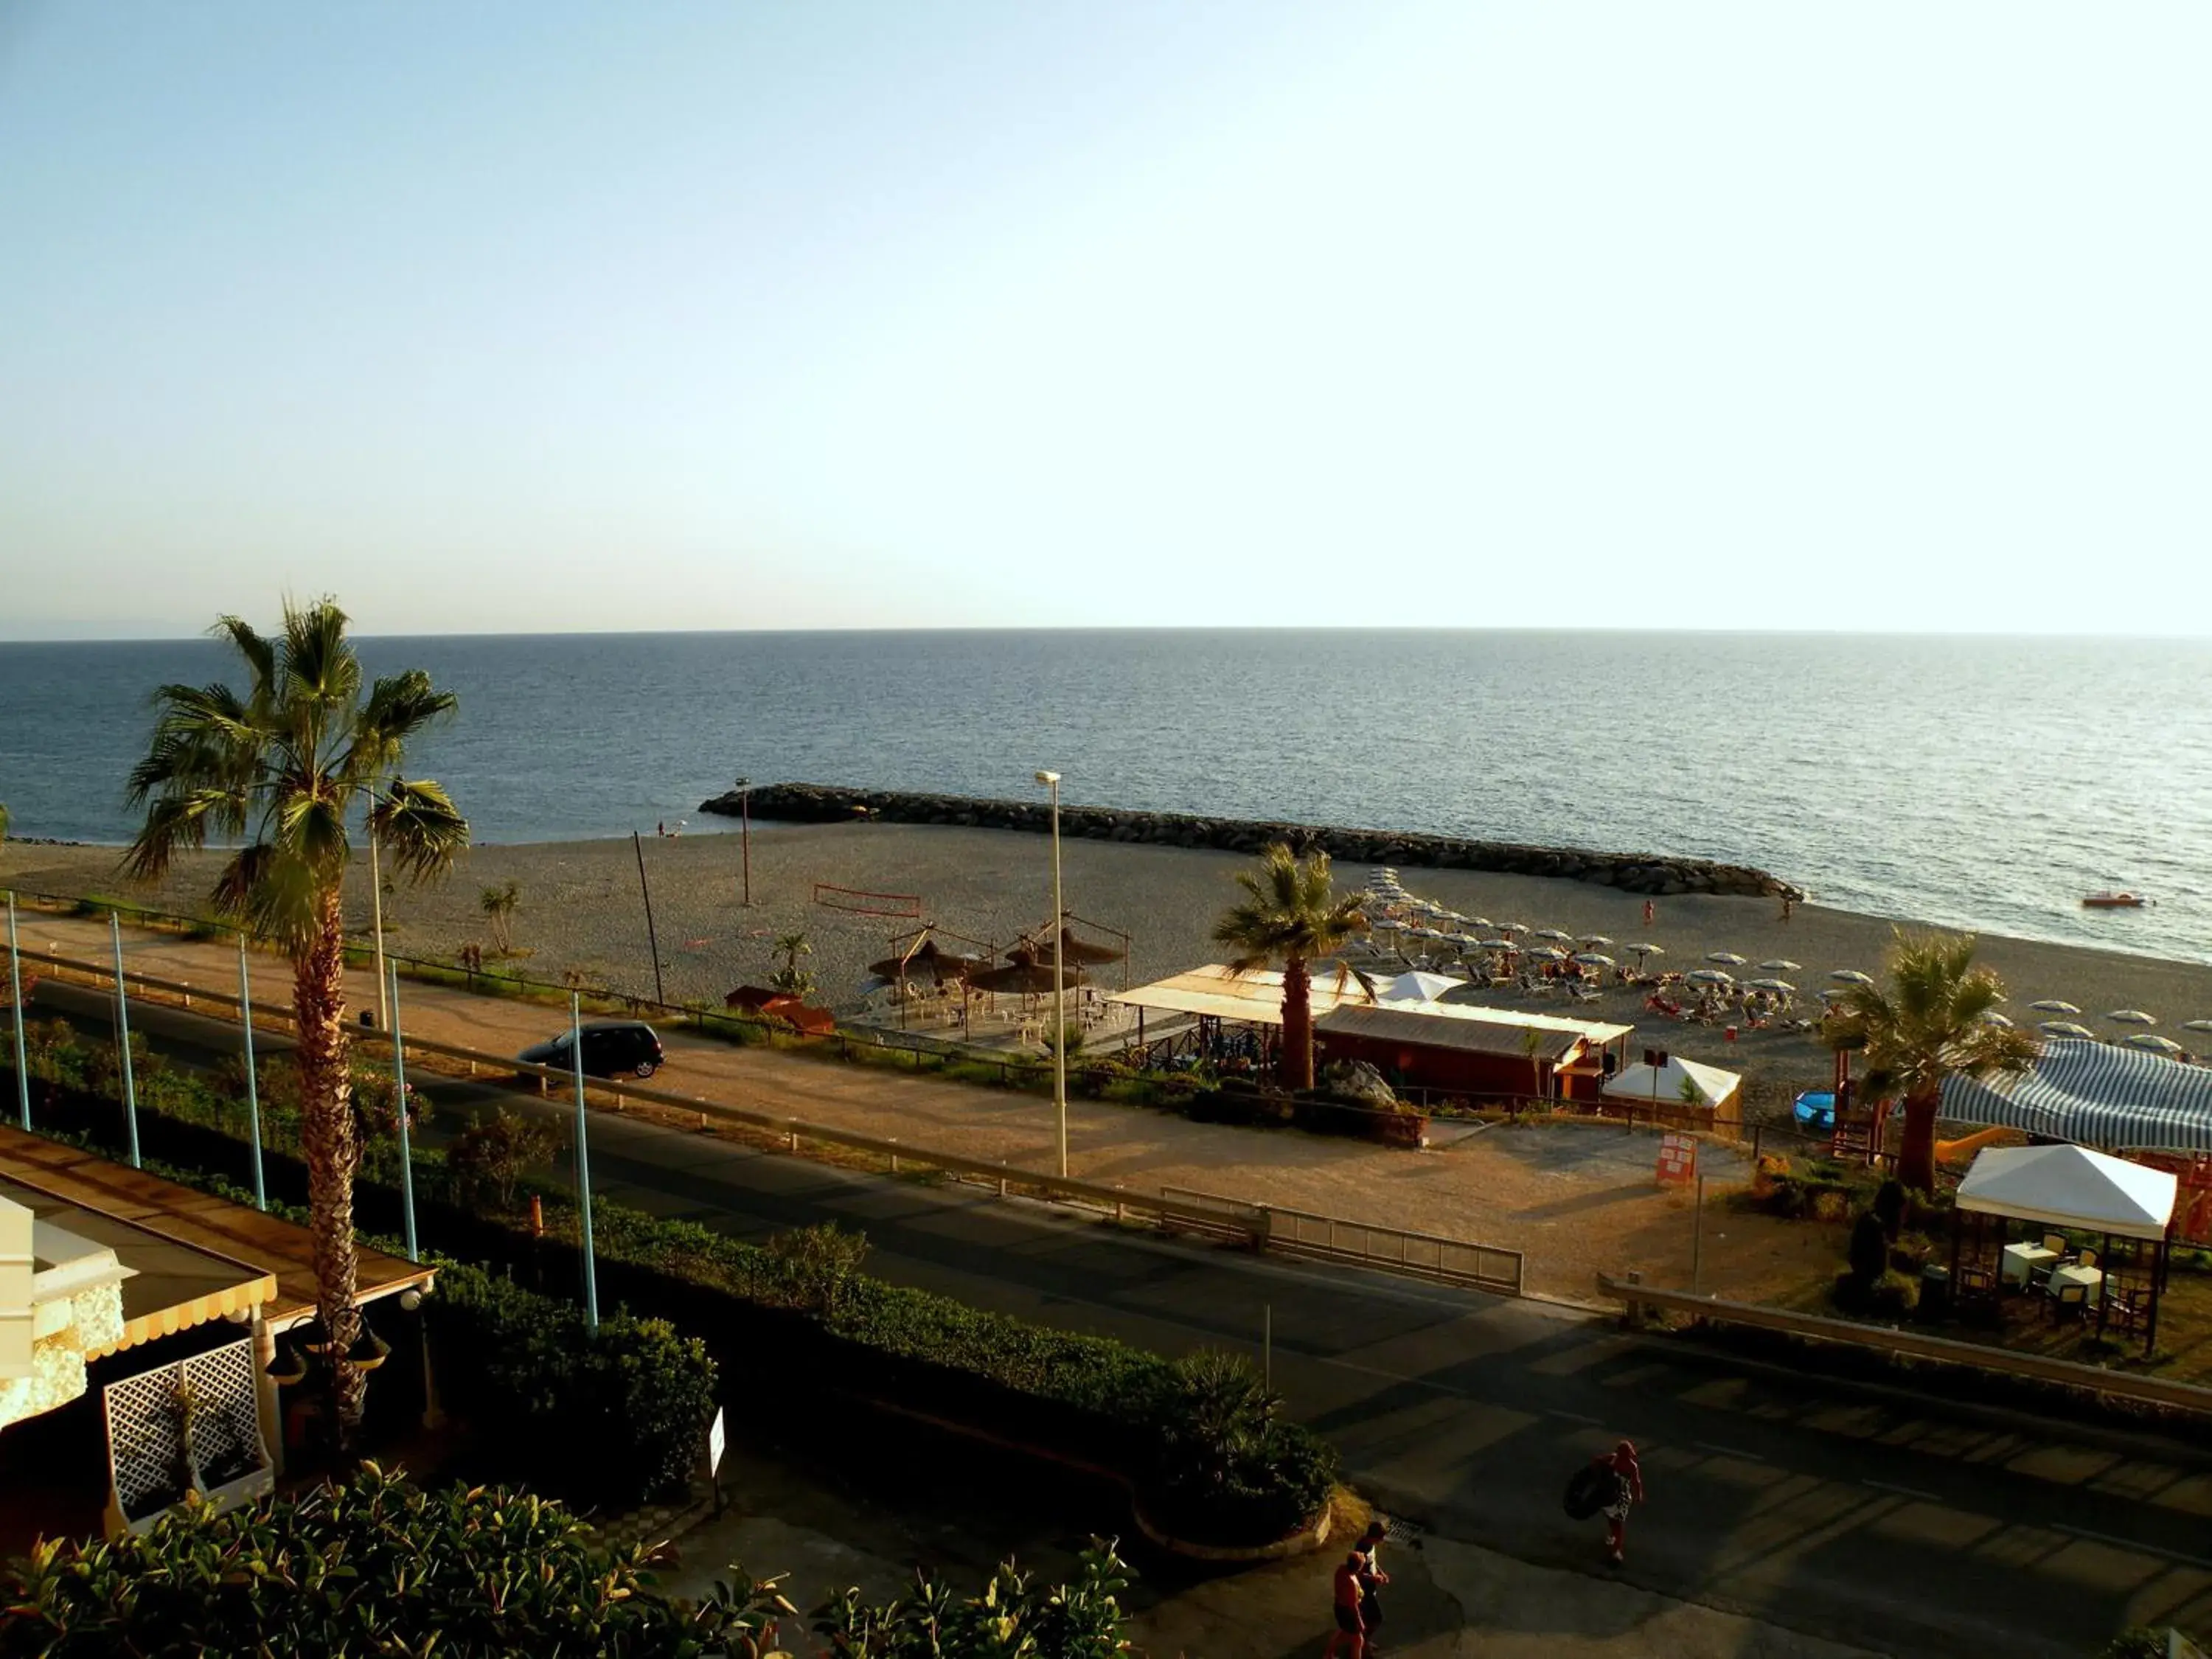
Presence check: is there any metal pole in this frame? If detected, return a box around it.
[238,934,265,1209]
[571,992,600,1331]
[111,914,140,1168]
[389,964,419,1264]
[741,782,752,907]
[369,827,389,1034]
[1691,1168,1706,1295]
[631,831,666,1007]
[1263,1303,1273,1391]
[7,893,28,1131]
[1047,776,1067,1178]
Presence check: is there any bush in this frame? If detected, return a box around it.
[0,1464,1133,1659]
[1847,1212,1888,1288]
[1833,1266,1920,1320]
[1138,1351,1338,1545]
[445,1108,560,1210]
[424,1265,717,1509]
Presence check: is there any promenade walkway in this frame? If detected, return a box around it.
[17,910,1833,1304]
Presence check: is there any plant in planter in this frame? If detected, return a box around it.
[1138,1350,1338,1547]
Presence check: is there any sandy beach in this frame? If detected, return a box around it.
[10,819,2212,1119]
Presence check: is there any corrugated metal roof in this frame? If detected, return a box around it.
[1316,1003,1586,1062]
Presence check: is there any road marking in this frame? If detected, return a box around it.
[2051,1523,2212,1572]
[1697,1441,1767,1462]
[1547,1409,1603,1425]
[1860,1479,1942,1503]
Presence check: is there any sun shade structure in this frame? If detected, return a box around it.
[1955,1143,2177,1240]
[1316,1004,1590,1062]
[2031,1000,2083,1015]
[1941,1039,2212,1153]
[968,951,1089,996]
[1602,1055,1742,1113]
[1372,970,1463,1004]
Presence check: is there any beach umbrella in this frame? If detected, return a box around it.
[1758,959,1802,973]
[1582,934,1615,947]
[1829,969,1874,986]
[1029,925,1125,966]
[1376,970,1462,1003]
[1525,946,1568,962]
[1685,968,1736,987]
[1535,928,1576,943]
[1499,922,1529,936]
[869,939,986,983]
[1747,978,1798,993]
[2183,1020,2212,1034]
[969,953,1091,996]
[2029,999,2081,1015]
[2126,1033,2186,1057]
[1706,951,1747,966]
[1977,1011,2015,1029]
[1626,942,1664,961]
[1573,952,1616,968]
[1818,987,1850,1002]
[2105,1009,2157,1026]
[1467,916,1494,931]
[1478,938,1517,952]
[2039,1020,2096,1039]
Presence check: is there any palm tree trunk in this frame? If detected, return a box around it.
[1281,955,1315,1091]
[1897,1086,1941,1193]
[293,885,365,1435]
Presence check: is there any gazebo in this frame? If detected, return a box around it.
[1950,1143,2177,1351]
[1601,1054,1743,1132]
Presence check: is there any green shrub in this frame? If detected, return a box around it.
[1139,1351,1338,1545]
[445,1108,560,1209]
[424,1265,717,1509]
[0,1464,1134,1659]
[1834,1265,1920,1320]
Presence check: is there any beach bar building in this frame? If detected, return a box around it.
[1113,965,1632,1102]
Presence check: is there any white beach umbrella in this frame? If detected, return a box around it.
[1582,934,1615,947]
[1747,977,1798,993]
[2029,999,2081,1015]
[2183,1020,2212,1034]
[1685,967,1736,987]
[1467,916,1494,931]
[1574,952,1617,968]
[1525,946,1568,962]
[1535,928,1576,943]
[1627,942,1665,959]
[2039,1020,2096,1039]
[1829,969,1874,986]
[1478,938,1517,952]
[1758,959,1802,973]
[1706,951,1747,966]
[1500,922,1530,936]
[1376,970,1463,1003]
[2106,1009,2157,1026]
[1977,1011,2015,1029]
[1818,987,1849,1002]
[2126,1033,2186,1057]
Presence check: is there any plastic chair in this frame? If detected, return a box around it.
[2076,1247,2098,1270]
[2042,1232,2068,1258]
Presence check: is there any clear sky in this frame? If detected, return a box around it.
[3,2,2208,639]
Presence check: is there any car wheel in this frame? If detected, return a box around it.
[634,1059,658,1078]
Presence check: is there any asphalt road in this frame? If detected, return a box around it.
[25,983,2212,1658]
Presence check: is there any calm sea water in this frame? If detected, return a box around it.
[1,630,2208,962]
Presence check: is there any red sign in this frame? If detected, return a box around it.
[1657,1133,1697,1189]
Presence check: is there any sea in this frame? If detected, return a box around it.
[1,630,2208,964]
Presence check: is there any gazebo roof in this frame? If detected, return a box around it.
[1955,1142,2177,1242]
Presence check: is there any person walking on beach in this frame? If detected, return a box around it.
[1322,1550,1371,1659]
[1779,892,1794,924]
[1354,1521,1391,1648]
[1643,897,1655,927]
[1594,1439,1644,1565]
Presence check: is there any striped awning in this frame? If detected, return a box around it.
[1941,1040,2212,1153]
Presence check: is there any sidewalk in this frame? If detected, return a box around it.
[15,908,1840,1305]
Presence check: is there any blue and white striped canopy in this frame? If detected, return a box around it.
[1940,1039,2212,1153]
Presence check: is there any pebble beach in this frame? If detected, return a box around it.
[10,820,2212,1119]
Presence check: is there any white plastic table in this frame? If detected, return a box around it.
[2001,1242,2058,1288]
[2048,1262,2104,1306]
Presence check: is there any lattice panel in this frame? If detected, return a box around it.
[103,1335,265,1520]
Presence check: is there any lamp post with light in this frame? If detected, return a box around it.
[1034,770,1067,1178]
[732,776,752,906]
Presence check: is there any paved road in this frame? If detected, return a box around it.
[24,982,2212,1657]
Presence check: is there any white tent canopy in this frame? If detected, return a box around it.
[1372,970,1464,1004]
[1955,1143,2177,1242]
[1601,1054,1742,1112]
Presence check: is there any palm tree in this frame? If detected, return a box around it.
[125,599,468,1433]
[479,880,521,955]
[1212,843,1366,1090]
[1823,928,2037,1192]
[770,931,815,998]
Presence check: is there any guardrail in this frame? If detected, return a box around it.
[1596,1273,2212,1417]
[8,945,1528,1298]
[1164,1186,1524,1296]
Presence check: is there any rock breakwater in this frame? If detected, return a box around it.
[698,784,1804,900]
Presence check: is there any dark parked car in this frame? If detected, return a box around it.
[518,1020,664,1079]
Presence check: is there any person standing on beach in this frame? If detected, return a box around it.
[1643,898,1655,927]
[1780,892,1794,924]
[1594,1439,1644,1565]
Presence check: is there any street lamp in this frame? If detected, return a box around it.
[732,776,752,906]
[1034,770,1067,1179]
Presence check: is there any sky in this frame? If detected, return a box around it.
[2,2,2208,639]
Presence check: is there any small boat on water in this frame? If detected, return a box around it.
[2082,891,2148,910]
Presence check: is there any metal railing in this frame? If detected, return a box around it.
[7,944,1529,1299]
[1596,1273,2212,1417]
[1163,1186,1524,1296]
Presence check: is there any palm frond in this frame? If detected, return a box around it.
[344,670,459,783]
[372,779,471,883]
[209,616,277,695]
[281,597,362,712]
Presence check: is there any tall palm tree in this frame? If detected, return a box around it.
[1212,844,1366,1090]
[125,599,468,1433]
[1823,928,2037,1192]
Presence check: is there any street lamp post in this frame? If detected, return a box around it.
[368,796,389,1033]
[733,776,752,906]
[1034,770,1067,1179]
[110,913,140,1169]
[7,892,28,1132]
